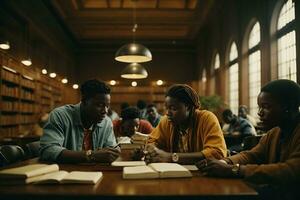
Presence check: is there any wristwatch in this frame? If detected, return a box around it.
[231,163,240,176]
[171,153,179,163]
[85,150,95,163]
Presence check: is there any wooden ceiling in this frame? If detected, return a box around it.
[48,0,213,44]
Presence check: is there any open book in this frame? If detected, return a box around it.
[123,163,192,179]
[0,164,59,179]
[28,171,103,184]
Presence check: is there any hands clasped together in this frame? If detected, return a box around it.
[143,144,172,163]
[196,159,238,177]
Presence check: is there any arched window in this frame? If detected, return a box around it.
[229,42,239,114]
[248,22,261,117]
[214,53,220,70]
[277,0,296,81]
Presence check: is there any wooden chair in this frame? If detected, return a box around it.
[0,145,25,166]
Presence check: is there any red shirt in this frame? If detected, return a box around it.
[113,119,153,137]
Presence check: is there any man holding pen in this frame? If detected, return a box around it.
[40,79,120,163]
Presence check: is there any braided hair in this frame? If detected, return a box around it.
[166,84,201,109]
[166,84,201,152]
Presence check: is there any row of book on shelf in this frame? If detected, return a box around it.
[0,161,198,185]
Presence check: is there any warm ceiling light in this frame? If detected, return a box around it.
[121,63,148,79]
[131,81,137,87]
[49,72,56,78]
[115,43,152,63]
[156,80,163,86]
[41,69,47,74]
[109,80,116,86]
[0,41,10,50]
[61,78,68,84]
[73,84,79,89]
[21,59,32,66]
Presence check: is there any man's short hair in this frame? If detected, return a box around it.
[222,109,233,118]
[147,103,157,109]
[80,79,110,100]
[121,107,140,121]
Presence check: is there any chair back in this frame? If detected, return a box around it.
[0,145,25,166]
[25,141,40,158]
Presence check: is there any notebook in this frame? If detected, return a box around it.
[123,163,192,179]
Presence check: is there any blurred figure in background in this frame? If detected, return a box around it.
[222,109,256,152]
[238,105,258,127]
[146,103,161,127]
[113,106,153,137]
[137,99,148,119]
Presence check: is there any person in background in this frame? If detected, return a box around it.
[144,84,227,164]
[222,109,256,152]
[196,79,300,198]
[113,106,153,137]
[107,108,119,121]
[40,79,120,163]
[146,103,161,127]
[137,99,148,119]
[238,105,258,127]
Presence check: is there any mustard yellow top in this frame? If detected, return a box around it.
[148,109,227,159]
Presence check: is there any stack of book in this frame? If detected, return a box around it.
[0,164,103,185]
[117,132,149,150]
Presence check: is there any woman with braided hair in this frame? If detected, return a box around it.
[144,84,227,164]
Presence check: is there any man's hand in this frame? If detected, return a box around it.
[93,147,120,163]
[144,144,171,163]
[196,159,235,177]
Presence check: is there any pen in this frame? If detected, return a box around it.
[113,143,121,148]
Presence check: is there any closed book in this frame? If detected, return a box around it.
[123,163,192,179]
[0,164,59,179]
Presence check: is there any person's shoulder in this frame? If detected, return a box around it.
[140,119,153,126]
[99,115,113,127]
[195,109,218,120]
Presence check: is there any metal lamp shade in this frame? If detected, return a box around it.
[121,63,148,79]
[115,43,152,63]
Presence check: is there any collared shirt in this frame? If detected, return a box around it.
[147,114,162,127]
[39,103,117,161]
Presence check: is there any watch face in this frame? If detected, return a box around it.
[172,153,179,162]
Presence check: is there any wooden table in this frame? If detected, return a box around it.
[0,158,258,200]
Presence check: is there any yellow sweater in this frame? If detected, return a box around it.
[226,123,300,184]
[148,109,227,159]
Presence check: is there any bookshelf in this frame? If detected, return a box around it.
[0,53,79,139]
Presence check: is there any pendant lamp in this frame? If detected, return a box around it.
[121,63,148,79]
[115,43,152,63]
[115,0,152,63]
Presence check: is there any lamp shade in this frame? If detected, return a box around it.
[115,43,152,63]
[121,63,148,79]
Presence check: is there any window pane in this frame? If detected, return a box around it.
[202,69,207,82]
[230,42,238,61]
[249,22,261,49]
[229,63,239,114]
[278,30,297,82]
[214,53,220,70]
[277,0,295,30]
[249,51,261,117]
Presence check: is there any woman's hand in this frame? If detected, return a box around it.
[144,144,172,163]
[196,159,235,177]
